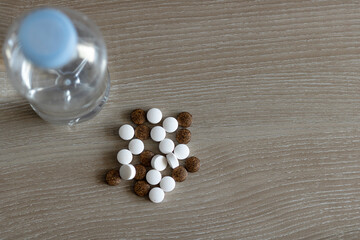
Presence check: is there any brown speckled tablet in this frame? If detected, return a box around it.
[105,169,121,186]
[177,112,192,128]
[134,164,147,180]
[131,109,146,125]
[134,180,150,197]
[172,166,188,182]
[139,150,154,167]
[185,156,200,173]
[135,124,150,140]
[176,128,191,144]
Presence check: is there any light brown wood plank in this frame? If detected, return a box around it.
[2,0,360,239]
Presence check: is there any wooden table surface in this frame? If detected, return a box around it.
[2,0,360,239]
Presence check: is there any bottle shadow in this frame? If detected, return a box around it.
[95,109,141,186]
[0,6,21,56]
[0,21,7,53]
[95,123,127,185]
[0,99,44,126]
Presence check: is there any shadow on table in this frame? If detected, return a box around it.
[95,149,119,185]
[95,115,129,185]
[94,109,141,186]
[0,99,43,125]
[0,22,7,55]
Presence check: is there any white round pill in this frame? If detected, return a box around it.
[160,176,176,192]
[149,187,165,203]
[174,144,190,160]
[166,153,179,169]
[146,169,162,185]
[162,117,178,133]
[128,139,144,155]
[151,155,168,171]
[119,164,136,180]
[118,124,134,140]
[150,126,166,142]
[159,138,175,154]
[147,108,162,124]
[117,149,133,164]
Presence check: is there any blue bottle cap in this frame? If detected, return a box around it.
[19,8,78,69]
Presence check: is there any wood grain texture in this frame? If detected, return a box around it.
[2,0,360,239]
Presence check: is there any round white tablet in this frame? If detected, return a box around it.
[159,138,175,154]
[128,139,144,155]
[149,187,165,203]
[146,169,162,185]
[150,126,166,142]
[117,149,133,164]
[162,117,178,133]
[160,176,176,192]
[166,153,179,169]
[118,124,134,140]
[174,144,190,160]
[119,164,136,180]
[151,155,168,171]
[147,108,162,124]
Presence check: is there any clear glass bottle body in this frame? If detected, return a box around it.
[3,7,110,125]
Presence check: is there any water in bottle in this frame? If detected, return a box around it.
[2,7,110,125]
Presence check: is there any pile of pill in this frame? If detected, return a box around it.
[105,108,200,203]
